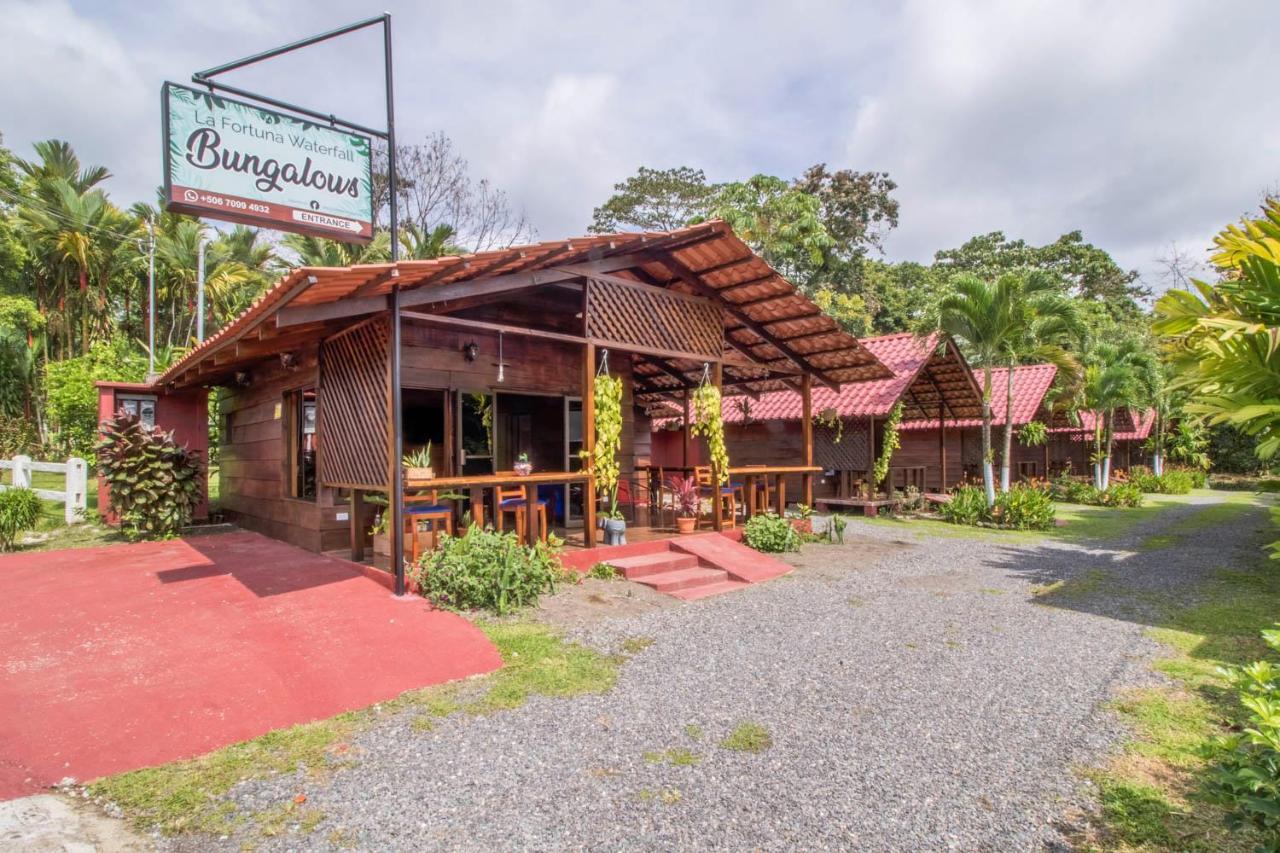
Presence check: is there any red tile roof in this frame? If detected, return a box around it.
[721,332,945,423]
[1117,408,1156,441]
[898,363,1058,430]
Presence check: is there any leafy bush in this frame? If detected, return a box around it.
[1175,465,1208,489]
[1208,625,1280,844]
[0,487,42,550]
[1130,468,1193,495]
[744,512,799,553]
[414,525,566,615]
[97,413,202,540]
[991,484,1056,530]
[1051,473,1101,505]
[1098,482,1144,508]
[939,485,987,526]
[940,484,1055,530]
[46,336,147,457]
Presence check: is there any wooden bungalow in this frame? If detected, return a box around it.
[897,362,1060,484]
[1047,407,1156,474]
[142,221,892,590]
[655,332,983,498]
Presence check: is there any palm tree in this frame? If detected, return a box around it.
[1075,337,1159,488]
[995,271,1083,490]
[933,273,1020,505]
[282,231,392,267]
[399,222,464,259]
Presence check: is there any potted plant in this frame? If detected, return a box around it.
[670,475,700,534]
[371,512,390,558]
[514,452,533,477]
[403,442,434,481]
[594,366,626,545]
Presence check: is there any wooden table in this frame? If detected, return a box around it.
[727,465,823,524]
[405,471,592,546]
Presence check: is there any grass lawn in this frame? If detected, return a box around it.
[90,621,631,839]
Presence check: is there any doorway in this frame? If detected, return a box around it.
[402,388,447,474]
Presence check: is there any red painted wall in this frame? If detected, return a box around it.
[96,382,210,522]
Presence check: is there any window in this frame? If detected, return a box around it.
[286,388,318,499]
[118,395,157,428]
[1017,461,1039,480]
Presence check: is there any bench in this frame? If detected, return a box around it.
[816,497,903,517]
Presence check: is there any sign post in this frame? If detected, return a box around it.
[182,14,408,595]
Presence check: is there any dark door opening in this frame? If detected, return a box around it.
[402,388,447,474]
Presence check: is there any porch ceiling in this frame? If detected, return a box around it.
[156,221,892,391]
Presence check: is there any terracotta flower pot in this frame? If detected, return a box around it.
[676,515,697,534]
[514,462,533,476]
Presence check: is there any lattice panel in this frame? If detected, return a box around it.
[585,277,722,359]
[815,420,871,470]
[319,319,391,488]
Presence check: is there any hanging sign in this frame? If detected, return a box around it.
[161,82,374,242]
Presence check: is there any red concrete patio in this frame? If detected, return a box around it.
[0,531,501,800]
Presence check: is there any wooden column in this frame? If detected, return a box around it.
[349,489,365,561]
[1044,441,1050,478]
[711,361,724,532]
[682,391,692,467]
[801,373,814,508]
[868,416,876,495]
[582,342,597,546]
[939,409,947,492]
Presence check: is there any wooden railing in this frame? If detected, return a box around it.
[1,455,89,524]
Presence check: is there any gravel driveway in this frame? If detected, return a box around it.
[177,493,1269,851]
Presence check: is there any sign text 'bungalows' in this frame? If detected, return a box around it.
[161,82,373,242]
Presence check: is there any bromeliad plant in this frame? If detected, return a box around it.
[96,413,202,540]
[691,369,730,484]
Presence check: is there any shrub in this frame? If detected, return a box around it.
[744,512,799,553]
[415,525,566,614]
[939,485,986,526]
[1099,482,1144,508]
[1051,473,1101,505]
[97,414,202,540]
[1208,625,1280,845]
[1132,468,1194,495]
[0,487,42,550]
[46,336,147,457]
[1174,465,1208,489]
[991,484,1056,530]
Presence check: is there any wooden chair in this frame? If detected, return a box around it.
[743,464,770,516]
[403,490,454,563]
[495,484,549,542]
[694,465,743,528]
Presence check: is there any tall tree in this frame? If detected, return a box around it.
[590,166,719,233]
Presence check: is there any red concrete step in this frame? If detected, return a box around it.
[607,552,700,579]
[631,565,730,593]
[669,579,752,601]
[671,535,793,584]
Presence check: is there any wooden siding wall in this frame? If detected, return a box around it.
[218,345,349,552]
[892,429,965,491]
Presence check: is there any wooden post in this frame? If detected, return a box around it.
[711,361,724,532]
[582,342,597,546]
[1044,441,1050,479]
[867,416,876,496]
[939,409,947,492]
[801,373,814,508]
[349,488,365,561]
[524,483,539,546]
[682,391,691,467]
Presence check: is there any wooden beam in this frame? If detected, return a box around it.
[648,254,842,390]
[691,255,757,278]
[716,273,776,296]
[399,310,585,345]
[644,356,696,387]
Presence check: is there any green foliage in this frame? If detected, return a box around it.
[1100,482,1145,508]
[96,413,202,540]
[939,483,1055,529]
[743,512,799,553]
[1208,625,1280,845]
[1130,467,1194,495]
[871,402,902,491]
[939,485,988,526]
[828,513,848,544]
[414,525,566,615]
[0,414,39,456]
[1154,200,1280,460]
[719,722,773,753]
[1167,420,1211,470]
[589,166,719,233]
[0,486,41,550]
[587,562,620,581]
[592,369,623,518]
[690,380,729,484]
[991,484,1056,530]
[45,336,146,456]
[1017,420,1048,447]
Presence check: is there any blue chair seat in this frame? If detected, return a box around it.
[499,497,549,508]
[405,504,449,515]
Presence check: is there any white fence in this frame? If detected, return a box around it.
[0,455,88,524]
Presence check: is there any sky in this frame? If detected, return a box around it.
[3,0,1278,295]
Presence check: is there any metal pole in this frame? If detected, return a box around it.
[384,13,406,596]
[147,218,156,379]
[196,237,206,343]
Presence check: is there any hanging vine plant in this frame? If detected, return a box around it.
[871,402,903,494]
[814,406,844,444]
[592,353,624,519]
[691,365,730,484]
[1018,420,1048,447]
